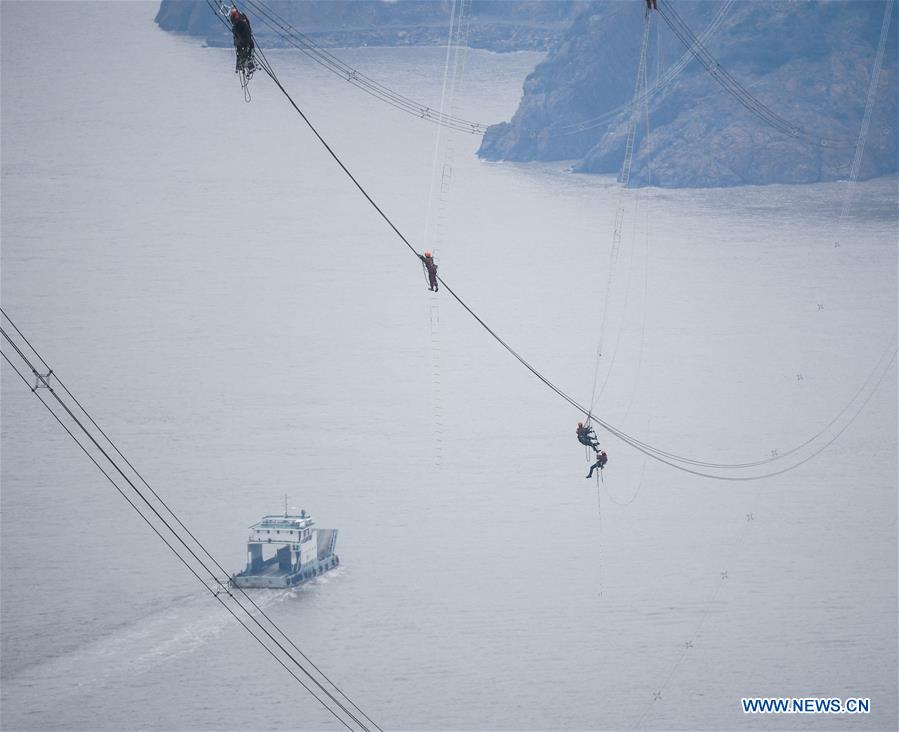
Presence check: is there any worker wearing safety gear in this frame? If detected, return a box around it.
[419,250,438,292]
[576,422,600,450]
[230,7,255,74]
[586,450,608,479]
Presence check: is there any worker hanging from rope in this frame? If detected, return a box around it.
[577,421,608,479]
[229,6,256,77]
[419,250,439,292]
[587,449,608,479]
[576,421,601,450]
[644,0,658,10]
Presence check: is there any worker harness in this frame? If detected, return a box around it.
[220,3,256,102]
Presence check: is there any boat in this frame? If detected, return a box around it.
[231,508,339,589]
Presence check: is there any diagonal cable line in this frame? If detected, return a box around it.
[0,347,355,729]
[241,0,486,134]
[1,313,379,731]
[0,307,382,732]
[656,0,855,148]
[559,0,736,135]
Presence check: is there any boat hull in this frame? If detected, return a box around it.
[232,554,340,589]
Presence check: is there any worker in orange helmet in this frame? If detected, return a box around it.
[586,450,608,479]
[419,250,438,292]
[229,6,255,74]
[576,421,600,450]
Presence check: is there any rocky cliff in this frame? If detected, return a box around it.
[477,0,898,187]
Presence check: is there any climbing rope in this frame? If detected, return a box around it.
[587,8,652,425]
[620,49,655,428]
[421,0,472,467]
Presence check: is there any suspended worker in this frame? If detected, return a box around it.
[419,250,439,292]
[645,0,658,10]
[586,450,608,479]
[576,422,600,450]
[229,6,255,74]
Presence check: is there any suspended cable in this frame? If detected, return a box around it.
[0,311,381,732]
[222,5,894,481]
[241,0,486,135]
[245,24,894,481]
[0,329,369,732]
[657,3,805,137]
[656,0,853,149]
[560,0,736,136]
[0,347,359,725]
[1,309,382,732]
[218,0,860,151]
[593,0,897,468]
[594,347,896,478]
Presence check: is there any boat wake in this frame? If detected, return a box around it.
[1,588,290,700]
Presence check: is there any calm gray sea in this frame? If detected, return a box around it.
[1,2,896,731]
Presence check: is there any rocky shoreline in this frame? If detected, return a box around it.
[477,0,897,187]
[156,0,897,188]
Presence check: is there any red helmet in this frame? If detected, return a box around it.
[230,7,240,19]
[424,250,432,258]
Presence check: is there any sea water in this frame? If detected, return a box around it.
[1,2,896,730]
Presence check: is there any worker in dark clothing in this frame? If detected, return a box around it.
[419,250,438,292]
[645,0,658,10]
[586,450,608,479]
[576,422,600,450]
[230,7,255,74]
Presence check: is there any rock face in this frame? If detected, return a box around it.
[478,0,898,187]
[155,0,589,52]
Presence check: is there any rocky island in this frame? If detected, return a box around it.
[477,0,897,187]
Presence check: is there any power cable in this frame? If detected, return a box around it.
[656,0,853,148]
[0,312,380,732]
[0,349,353,726]
[239,17,896,482]
[242,0,486,135]
[559,0,736,135]
[0,307,382,732]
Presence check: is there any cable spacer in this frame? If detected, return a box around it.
[31,369,53,392]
